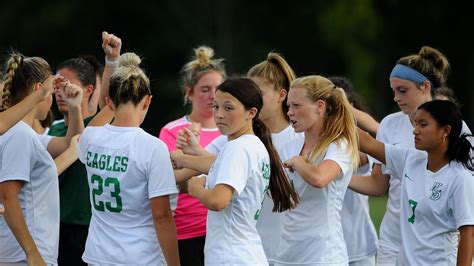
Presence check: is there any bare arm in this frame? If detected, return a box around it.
[349,164,390,196]
[358,128,386,164]
[99,31,121,109]
[284,156,343,188]
[150,195,179,266]
[352,106,379,137]
[47,82,84,158]
[458,225,474,266]
[188,176,234,211]
[0,79,53,134]
[0,181,45,265]
[54,135,79,175]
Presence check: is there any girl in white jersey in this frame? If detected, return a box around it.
[355,100,474,265]
[187,77,299,265]
[0,52,83,265]
[275,75,359,265]
[349,46,459,264]
[173,53,302,265]
[77,53,180,265]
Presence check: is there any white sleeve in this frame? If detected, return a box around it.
[449,171,474,229]
[384,144,410,181]
[36,134,53,149]
[0,130,33,183]
[205,135,227,156]
[375,118,390,172]
[77,128,89,164]
[214,143,249,195]
[324,141,352,177]
[147,141,178,199]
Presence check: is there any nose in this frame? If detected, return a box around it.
[209,88,216,100]
[287,107,293,117]
[393,91,401,103]
[214,107,224,120]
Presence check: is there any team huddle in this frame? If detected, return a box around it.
[0,31,473,266]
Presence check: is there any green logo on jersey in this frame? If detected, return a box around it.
[86,151,129,173]
[429,182,443,201]
[261,163,270,180]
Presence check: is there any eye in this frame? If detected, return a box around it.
[213,105,219,110]
[224,106,233,111]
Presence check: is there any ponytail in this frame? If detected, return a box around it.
[253,118,300,212]
[450,134,474,171]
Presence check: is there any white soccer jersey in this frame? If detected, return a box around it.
[205,126,303,264]
[204,134,269,265]
[376,111,472,263]
[0,122,59,265]
[385,145,474,265]
[275,138,353,265]
[341,159,378,262]
[78,124,178,265]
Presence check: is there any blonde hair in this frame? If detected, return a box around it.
[247,52,296,121]
[291,75,359,168]
[181,46,226,103]
[1,52,50,111]
[108,52,151,106]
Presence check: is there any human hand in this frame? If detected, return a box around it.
[283,156,305,173]
[188,175,207,198]
[102,31,122,61]
[26,249,46,266]
[176,126,202,155]
[170,150,184,170]
[55,80,83,108]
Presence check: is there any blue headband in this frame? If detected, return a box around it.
[390,64,434,88]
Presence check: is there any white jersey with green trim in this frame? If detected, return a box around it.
[385,144,474,265]
[78,124,177,265]
[204,134,269,265]
[275,138,353,265]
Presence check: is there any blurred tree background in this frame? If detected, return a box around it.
[1,0,473,134]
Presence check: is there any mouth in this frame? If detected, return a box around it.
[290,120,297,127]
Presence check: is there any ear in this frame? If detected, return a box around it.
[105,97,115,111]
[33,82,42,92]
[84,85,94,98]
[314,99,326,114]
[184,86,193,102]
[142,95,152,110]
[443,124,452,137]
[247,107,258,120]
[277,89,288,104]
[420,80,432,95]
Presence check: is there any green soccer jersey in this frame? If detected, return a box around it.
[48,115,94,225]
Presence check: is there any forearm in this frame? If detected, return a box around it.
[154,215,180,266]
[174,168,200,184]
[3,195,41,257]
[292,158,329,188]
[88,105,114,127]
[179,154,215,173]
[349,174,388,196]
[99,65,115,109]
[65,106,84,141]
[54,146,78,175]
[0,90,43,134]
[358,128,386,164]
[458,226,473,266]
[352,106,379,137]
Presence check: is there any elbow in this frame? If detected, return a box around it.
[307,176,328,189]
[207,199,229,212]
[152,210,174,226]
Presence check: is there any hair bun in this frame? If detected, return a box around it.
[119,52,141,68]
[194,46,214,67]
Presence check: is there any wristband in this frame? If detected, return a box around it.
[105,57,119,68]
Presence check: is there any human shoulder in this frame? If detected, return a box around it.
[1,121,35,143]
[379,111,407,129]
[160,116,189,131]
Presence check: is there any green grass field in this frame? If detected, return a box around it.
[368,195,388,235]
